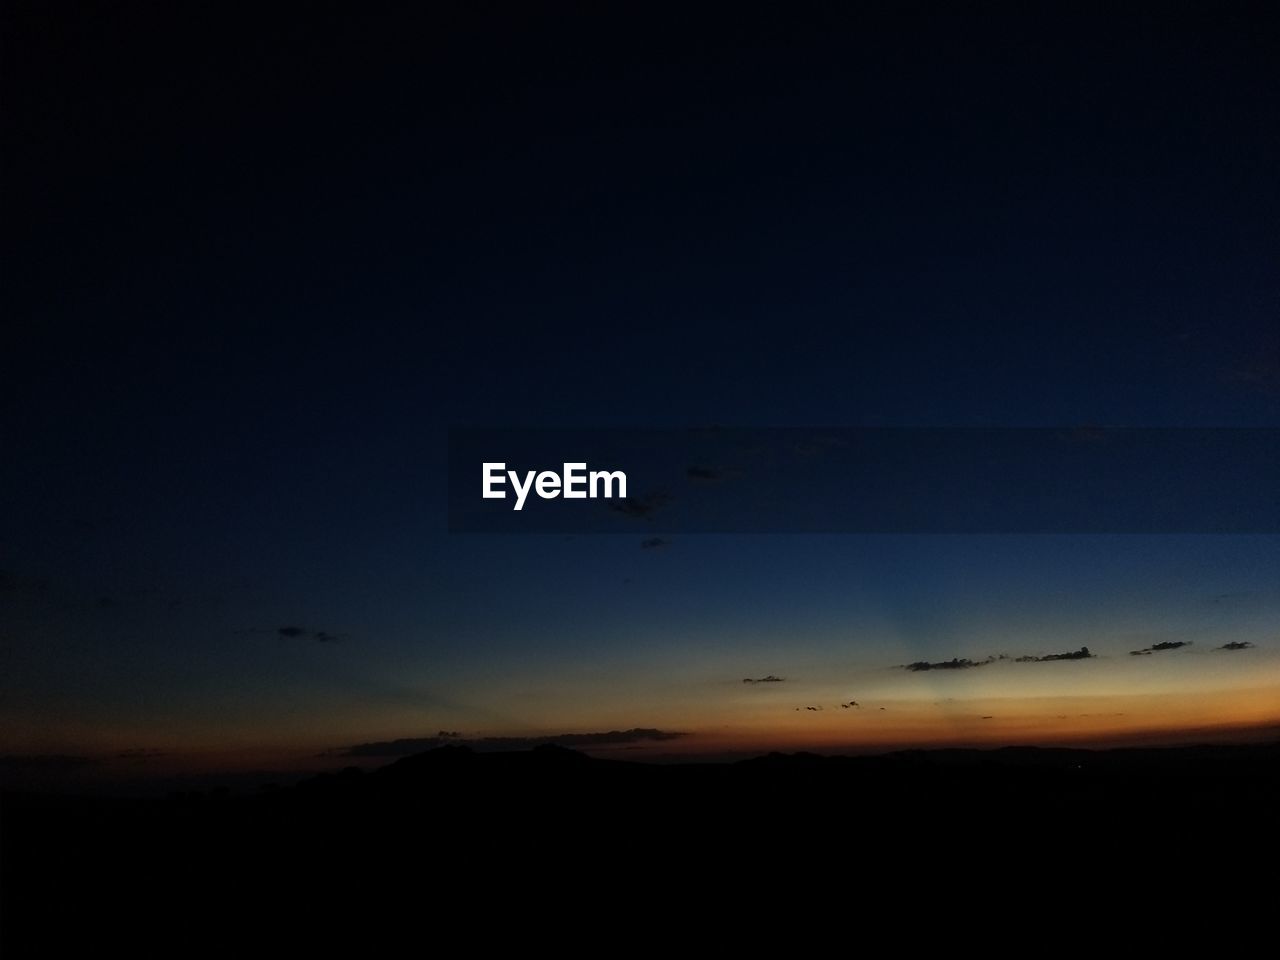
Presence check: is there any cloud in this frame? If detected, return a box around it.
[743,675,785,684]
[640,537,669,550]
[1212,591,1255,603]
[904,649,1102,671]
[686,466,722,481]
[334,728,687,758]
[903,656,995,672]
[1129,641,1192,656]
[609,493,672,519]
[276,625,345,642]
[1217,641,1255,651]
[1015,647,1093,663]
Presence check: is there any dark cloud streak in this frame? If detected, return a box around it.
[1015,647,1093,663]
[335,728,687,758]
[686,466,722,481]
[904,656,998,672]
[1130,641,1192,656]
[274,626,345,643]
[609,493,672,519]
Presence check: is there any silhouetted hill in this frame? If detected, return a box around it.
[3,741,1276,949]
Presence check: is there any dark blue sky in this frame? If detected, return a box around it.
[2,4,1278,771]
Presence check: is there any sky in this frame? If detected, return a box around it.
[2,4,1278,784]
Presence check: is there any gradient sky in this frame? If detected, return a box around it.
[2,5,1278,782]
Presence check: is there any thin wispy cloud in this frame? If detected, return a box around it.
[686,466,723,481]
[1211,591,1255,603]
[333,728,687,758]
[903,656,1002,672]
[1130,641,1192,656]
[609,493,672,519]
[272,626,346,643]
[1015,647,1093,663]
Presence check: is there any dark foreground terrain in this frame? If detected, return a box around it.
[3,742,1276,947]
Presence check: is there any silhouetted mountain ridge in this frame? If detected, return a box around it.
[4,739,1276,951]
